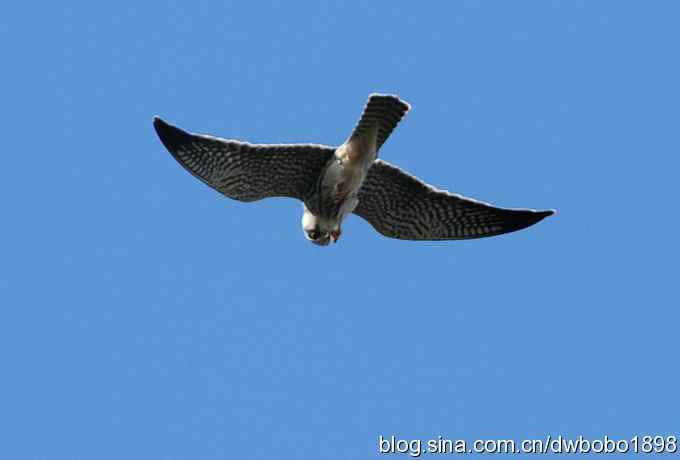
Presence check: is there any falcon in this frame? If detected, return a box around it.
[153,94,553,245]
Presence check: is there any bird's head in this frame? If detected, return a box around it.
[302,207,341,246]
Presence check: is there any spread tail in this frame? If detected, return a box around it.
[348,93,411,151]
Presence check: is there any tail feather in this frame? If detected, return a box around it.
[349,94,411,151]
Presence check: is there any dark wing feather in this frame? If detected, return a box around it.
[153,117,335,202]
[354,160,554,240]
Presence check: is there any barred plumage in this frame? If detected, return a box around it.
[348,94,411,151]
[354,160,554,240]
[153,117,334,202]
[153,93,553,245]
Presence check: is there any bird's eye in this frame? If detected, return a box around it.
[308,230,320,240]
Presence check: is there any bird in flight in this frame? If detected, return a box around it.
[154,94,553,246]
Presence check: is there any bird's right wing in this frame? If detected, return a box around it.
[153,117,335,202]
[353,160,554,240]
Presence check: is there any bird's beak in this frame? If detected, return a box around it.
[330,230,340,243]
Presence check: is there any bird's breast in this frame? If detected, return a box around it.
[311,148,374,219]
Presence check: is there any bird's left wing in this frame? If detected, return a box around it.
[353,160,554,240]
[154,117,335,202]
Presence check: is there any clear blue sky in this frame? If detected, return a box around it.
[1,1,678,458]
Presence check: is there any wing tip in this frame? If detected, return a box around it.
[512,208,555,233]
[537,209,556,219]
[153,116,188,152]
[152,115,166,132]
